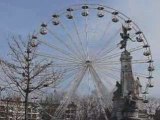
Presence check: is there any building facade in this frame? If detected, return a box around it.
[0,99,40,120]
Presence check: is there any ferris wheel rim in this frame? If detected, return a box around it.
[33,3,154,92]
[36,3,153,62]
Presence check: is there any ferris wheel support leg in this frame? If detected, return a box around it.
[53,66,87,119]
[89,65,110,120]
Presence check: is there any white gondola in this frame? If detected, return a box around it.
[26,48,31,53]
[143,51,150,56]
[43,84,49,87]
[135,31,142,35]
[30,40,37,47]
[143,44,150,48]
[31,35,38,47]
[125,20,132,31]
[52,14,60,25]
[32,35,37,39]
[40,23,47,35]
[97,6,104,18]
[142,91,149,94]
[146,80,154,87]
[146,76,153,79]
[112,11,119,23]
[143,99,149,103]
[147,60,154,63]
[66,8,74,19]
[143,93,149,103]
[148,66,155,71]
[148,83,154,88]
[81,5,89,16]
[136,37,143,42]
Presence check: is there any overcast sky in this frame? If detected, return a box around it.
[0,0,159,97]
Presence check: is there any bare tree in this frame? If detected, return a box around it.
[74,95,111,120]
[39,92,60,120]
[0,35,63,120]
[147,97,160,120]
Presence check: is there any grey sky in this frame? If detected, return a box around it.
[0,0,159,97]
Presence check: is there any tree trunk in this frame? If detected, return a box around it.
[6,100,9,120]
[24,91,29,120]
[25,48,30,120]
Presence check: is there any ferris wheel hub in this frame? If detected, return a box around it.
[85,60,92,66]
[85,60,91,63]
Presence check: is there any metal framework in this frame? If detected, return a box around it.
[8,4,154,120]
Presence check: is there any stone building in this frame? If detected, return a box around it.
[40,102,77,120]
[0,98,40,120]
[65,102,77,120]
[154,109,160,120]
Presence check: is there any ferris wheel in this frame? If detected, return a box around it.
[30,4,154,119]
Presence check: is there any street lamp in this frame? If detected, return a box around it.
[31,97,38,103]
[0,87,5,100]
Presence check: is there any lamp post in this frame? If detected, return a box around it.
[6,97,10,120]
[0,87,5,100]
[31,97,38,103]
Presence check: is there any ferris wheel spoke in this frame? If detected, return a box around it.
[95,52,121,63]
[35,52,77,63]
[133,72,149,78]
[30,95,56,120]
[63,68,85,79]
[64,65,83,72]
[56,71,79,88]
[35,52,82,64]
[53,63,83,68]
[98,71,120,85]
[95,60,120,65]
[53,68,83,88]
[59,23,85,60]
[89,17,112,46]
[89,67,110,120]
[47,28,82,59]
[37,38,78,59]
[63,69,80,81]
[94,28,121,59]
[132,59,150,64]
[94,44,120,62]
[95,20,112,45]
[91,81,109,120]
[94,64,121,71]
[96,62,120,66]
[95,66,120,81]
[129,45,144,53]
[89,66,110,103]
[57,67,83,79]
[100,67,120,72]
[97,66,149,80]
[84,15,89,59]
[106,67,149,79]
[96,45,119,62]
[96,66,120,74]
[97,45,144,63]
[98,51,121,62]
[130,34,137,39]
[54,66,87,118]
[72,16,87,58]
[95,71,117,86]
